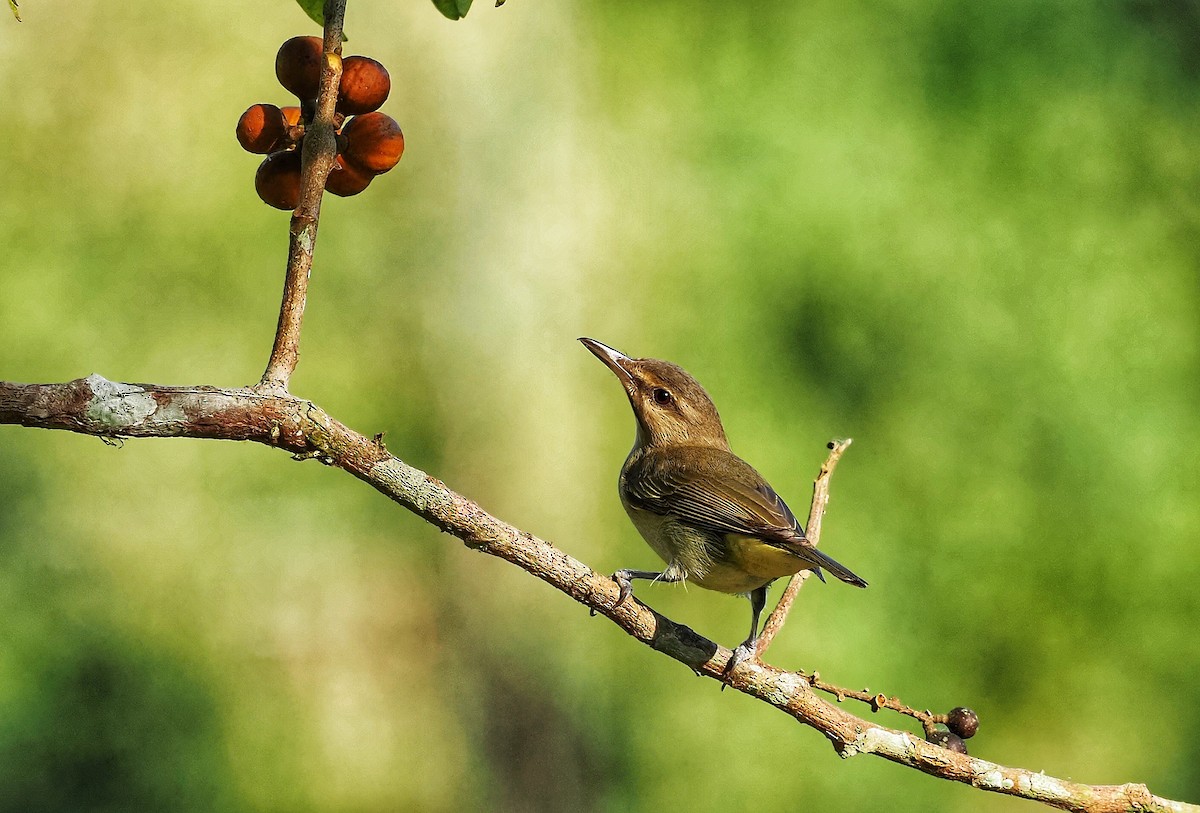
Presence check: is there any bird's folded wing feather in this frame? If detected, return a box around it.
[624,446,806,543]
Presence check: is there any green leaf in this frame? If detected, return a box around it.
[293,0,324,26]
[9,0,21,22]
[432,0,473,21]
[291,0,348,40]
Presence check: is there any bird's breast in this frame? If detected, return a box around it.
[619,495,682,563]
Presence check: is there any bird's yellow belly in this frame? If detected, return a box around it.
[693,534,807,593]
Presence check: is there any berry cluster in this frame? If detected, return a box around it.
[926,706,979,754]
[235,36,405,210]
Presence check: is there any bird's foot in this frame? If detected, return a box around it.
[611,570,635,609]
[722,640,760,686]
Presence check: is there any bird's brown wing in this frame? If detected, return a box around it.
[624,446,869,588]
[623,446,804,542]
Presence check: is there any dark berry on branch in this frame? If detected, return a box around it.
[236,104,287,154]
[255,150,302,210]
[946,707,979,739]
[325,155,373,197]
[927,730,968,754]
[276,36,324,101]
[337,56,390,115]
[342,112,404,174]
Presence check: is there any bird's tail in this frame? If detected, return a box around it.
[803,545,868,588]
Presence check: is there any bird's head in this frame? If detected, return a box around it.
[579,337,728,449]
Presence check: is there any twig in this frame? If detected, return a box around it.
[259,0,348,392]
[802,670,932,721]
[756,437,852,656]
[755,440,967,735]
[1,375,1195,813]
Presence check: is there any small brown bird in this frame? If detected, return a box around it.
[581,338,866,671]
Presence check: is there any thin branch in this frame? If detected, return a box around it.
[259,0,348,393]
[756,437,851,656]
[801,669,941,727]
[753,443,960,733]
[1,375,1195,813]
[755,439,950,732]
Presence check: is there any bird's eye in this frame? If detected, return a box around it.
[652,388,673,405]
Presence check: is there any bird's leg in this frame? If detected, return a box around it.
[611,566,684,609]
[725,585,768,677]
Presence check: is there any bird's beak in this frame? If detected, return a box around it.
[579,337,636,393]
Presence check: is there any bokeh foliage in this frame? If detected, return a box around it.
[1,2,1197,811]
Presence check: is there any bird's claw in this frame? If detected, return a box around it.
[611,570,634,609]
[721,641,759,688]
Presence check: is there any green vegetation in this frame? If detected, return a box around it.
[1,2,1197,810]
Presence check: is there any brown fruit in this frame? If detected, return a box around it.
[926,733,964,757]
[325,155,374,197]
[281,105,303,126]
[342,112,404,174]
[255,150,303,210]
[337,56,391,115]
[236,104,287,154]
[927,730,968,754]
[276,36,324,101]
[946,707,979,739]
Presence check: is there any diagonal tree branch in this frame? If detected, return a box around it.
[0,374,1194,813]
[5,3,1194,811]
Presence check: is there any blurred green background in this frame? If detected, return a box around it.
[2,1,1198,810]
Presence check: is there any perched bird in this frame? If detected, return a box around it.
[580,337,866,672]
